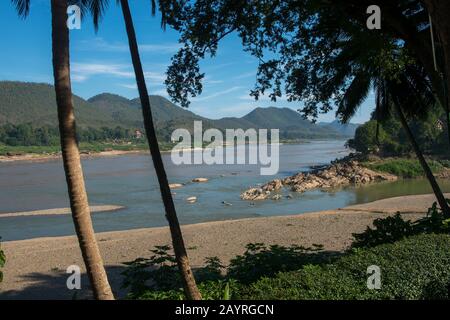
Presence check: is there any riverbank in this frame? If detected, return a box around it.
[0,139,316,163]
[0,193,445,300]
[0,149,148,163]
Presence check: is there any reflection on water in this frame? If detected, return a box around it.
[0,140,448,241]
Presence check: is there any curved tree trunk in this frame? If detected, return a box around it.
[51,0,114,300]
[392,96,450,218]
[119,0,201,300]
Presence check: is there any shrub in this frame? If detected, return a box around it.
[352,202,450,248]
[122,245,226,299]
[352,214,415,248]
[227,243,328,284]
[240,234,450,300]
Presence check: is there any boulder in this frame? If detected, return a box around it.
[186,196,197,203]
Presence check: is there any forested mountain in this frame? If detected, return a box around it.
[318,120,360,137]
[0,81,353,143]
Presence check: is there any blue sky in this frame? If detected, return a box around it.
[0,0,373,123]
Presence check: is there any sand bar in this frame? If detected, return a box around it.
[0,205,125,218]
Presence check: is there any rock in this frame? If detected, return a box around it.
[169,183,183,189]
[240,187,270,200]
[186,196,197,203]
[192,177,209,183]
[272,194,282,200]
[241,156,398,200]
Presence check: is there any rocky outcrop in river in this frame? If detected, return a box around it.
[241,160,397,201]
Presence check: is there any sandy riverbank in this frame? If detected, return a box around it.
[0,149,148,163]
[0,193,446,300]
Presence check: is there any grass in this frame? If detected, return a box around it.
[362,158,447,178]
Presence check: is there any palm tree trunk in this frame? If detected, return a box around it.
[392,96,450,218]
[51,0,114,300]
[119,0,201,300]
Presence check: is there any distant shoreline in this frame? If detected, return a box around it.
[0,139,340,164]
[0,149,148,163]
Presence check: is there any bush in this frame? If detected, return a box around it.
[227,243,327,284]
[352,202,450,248]
[240,234,450,300]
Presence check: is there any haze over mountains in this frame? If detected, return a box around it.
[0,81,359,141]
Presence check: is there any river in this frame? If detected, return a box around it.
[1,140,449,241]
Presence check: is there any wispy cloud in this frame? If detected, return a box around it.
[192,86,244,102]
[71,62,166,84]
[76,38,181,54]
[118,83,137,90]
[233,71,255,80]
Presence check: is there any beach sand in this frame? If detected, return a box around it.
[0,205,124,218]
[0,193,445,300]
[0,149,146,163]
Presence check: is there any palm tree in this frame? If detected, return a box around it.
[337,61,450,218]
[11,0,114,299]
[86,0,201,299]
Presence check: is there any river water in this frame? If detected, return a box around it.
[1,140,449,241]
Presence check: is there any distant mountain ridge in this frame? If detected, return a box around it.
[0,81,357,141]
[318,120,361,137]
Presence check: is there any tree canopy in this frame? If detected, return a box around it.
[159,0,446,123]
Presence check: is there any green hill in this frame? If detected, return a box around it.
[0,81,348,143]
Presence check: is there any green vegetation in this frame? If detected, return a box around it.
[0,123,141,147]
[362,158,448,178]
[347,105,448,158]
[124,234,450,300]
[352,203,450,248]
[123,202,450,300]
[0,81,351,150]
[241,234,450,300]
[0,142,152,156]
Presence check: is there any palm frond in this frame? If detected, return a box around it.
[336,70,372,123]
[11,0,30,18]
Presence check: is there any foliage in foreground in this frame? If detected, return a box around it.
[122,243,333,300]
[124,233,450,300]
[352,202,450,248]
[242,234,450,300]
[122,200,450,300]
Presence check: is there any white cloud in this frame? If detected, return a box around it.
[118,83,137,90]
[192,86,244,102]
[71,62,166,84]
[76,38,181,54]
[233,71,255,80]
